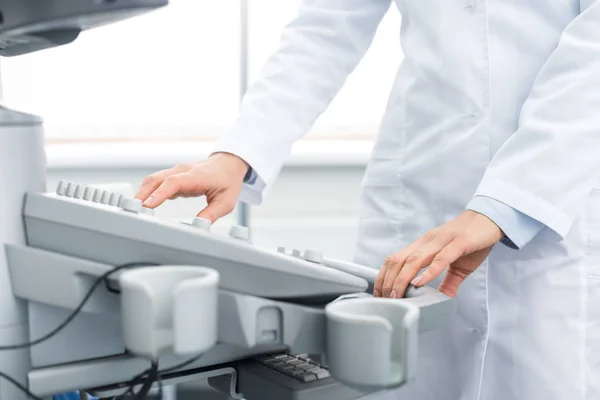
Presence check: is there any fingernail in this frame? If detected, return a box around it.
[373,290,380,297]
[143,196,154,207]
[411,276,424,286]
[390,290,397,299]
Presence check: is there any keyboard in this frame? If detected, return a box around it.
[233,352,368,400]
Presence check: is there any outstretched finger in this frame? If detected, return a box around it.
[135,169,173,202]
[389,240,446,298]
[373,262,390,298]
[438,266,471,298]
[136,163,193,202]
[411,239,466,287]
[197,197,237,223]
[143,173,205,209]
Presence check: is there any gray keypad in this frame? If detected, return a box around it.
[257,352,331,383]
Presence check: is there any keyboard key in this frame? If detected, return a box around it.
[296,372,318,382]
[313,368,331,379]
[264,359,285,367]
[274,363,291,372]
[306,366,322,374]
[286,359,304,366]
[297,363,314,371]
[280,366,297,377]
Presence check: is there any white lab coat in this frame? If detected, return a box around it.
[214,1,600,399]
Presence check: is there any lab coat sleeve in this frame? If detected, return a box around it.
[472,0,600,244]
[212,0,392,204]
[467,196,544,250]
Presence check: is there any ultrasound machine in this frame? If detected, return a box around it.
[0,2,455,399]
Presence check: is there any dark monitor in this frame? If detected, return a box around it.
[0,0,168,56]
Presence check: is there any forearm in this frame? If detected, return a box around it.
[469,1,600,243]
[214,0,391,200]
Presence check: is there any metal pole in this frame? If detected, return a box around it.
[237,0,250,228]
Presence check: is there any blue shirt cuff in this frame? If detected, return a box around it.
[243,167,258,185]
[466,195,544,250]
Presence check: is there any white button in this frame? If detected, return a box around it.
[304,249,323,264]
[108,192,119,206]
[116,194,125,207]
[73,184,84,199]
[65,182,75,197]
[192,217,211,231]
[92,189,102,203]
[120,197,142,213]
[82,186,94,201]
[56,180,67,196]
[140,207,155,216]
[277,246,286,253]
[229,225,250,241]
[100,191,111,204]
[291,249,302,258]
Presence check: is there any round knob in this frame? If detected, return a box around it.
[304,249,323,264]
[140,207,155,216]
[108,192,119,206]
[291,248,302,258]
[73,184,84,199]
[100,191,111,204]
[92,189,102,203]
[65,182,76,197]
[192,217,211,231]
[229,225,250,241]
[82,186,94,201]
[277,246,286,253]
[120,197,142,213]
[56,180,67,196]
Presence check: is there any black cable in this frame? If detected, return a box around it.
[133,361,159,400]
[0,262,157,350]
[0,261,158,400]
[114,354,204,400]
[0,259,200,399]
[0,370,43,400]
[159,354,203,374]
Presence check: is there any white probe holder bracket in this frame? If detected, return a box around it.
[118,265,220,360]
[325,297,419,390]
[324,284,455,390]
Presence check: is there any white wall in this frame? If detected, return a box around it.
[46,165,366,262]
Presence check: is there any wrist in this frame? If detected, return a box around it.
[210,151,249,179]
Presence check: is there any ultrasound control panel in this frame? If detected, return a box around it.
[23,181,369,301]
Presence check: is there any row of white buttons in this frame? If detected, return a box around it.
[277,247,323,263]
[56,180,155,215]
[55,180,250,240]
[190,217,250,240]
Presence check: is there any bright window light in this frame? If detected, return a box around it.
[1,1,400,142]
[249,1,402,139]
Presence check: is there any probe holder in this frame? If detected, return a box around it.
[325,297,419,390]
[119,266,219,360]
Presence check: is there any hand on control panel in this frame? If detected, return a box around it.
[135,153,249,223]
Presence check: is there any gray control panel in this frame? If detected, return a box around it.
[4,181,456,398]
[23,181,368,301]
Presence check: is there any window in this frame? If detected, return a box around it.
[1,1,400,143]
[249,1,401,140]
